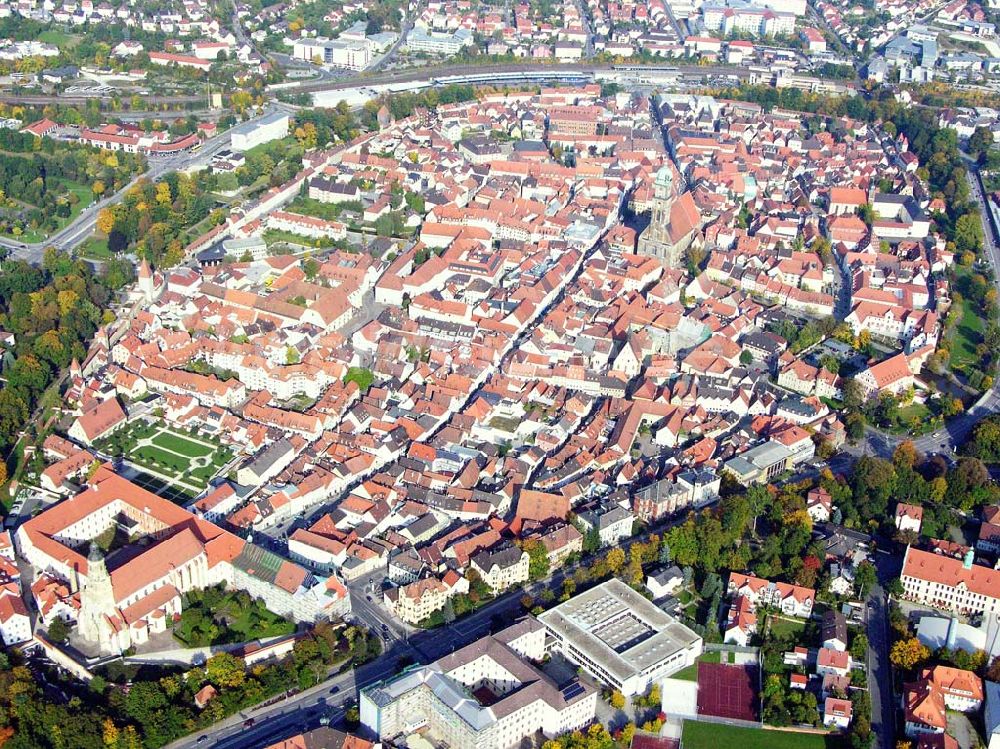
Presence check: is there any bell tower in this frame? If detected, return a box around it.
[77,544,117,647]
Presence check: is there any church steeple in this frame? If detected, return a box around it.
[138,258,155,303]
[78,543,117,648]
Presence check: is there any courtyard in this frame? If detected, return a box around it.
[96,421,234,502]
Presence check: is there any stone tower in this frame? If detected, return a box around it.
[137,258,155,303]
[77,544,116,647]
[638,166,685,268]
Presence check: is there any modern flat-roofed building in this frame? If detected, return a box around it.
[360,618,597,749]
[231,112,290,152]
[537,578,703,695]
[722,440,793,485]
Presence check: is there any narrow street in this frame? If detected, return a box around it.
[866,549,900,749]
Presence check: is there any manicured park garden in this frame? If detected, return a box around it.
[173,586,296,647]
[95,420,234,501]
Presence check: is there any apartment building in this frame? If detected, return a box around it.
[726,572,815,618]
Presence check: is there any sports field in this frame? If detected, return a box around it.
[682,722,843,749]
[696,661,758,722]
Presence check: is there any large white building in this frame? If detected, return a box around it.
[701,4,796,36]
[360,618,597,749]
[536,578,703,696]
[231,111,290,152]
[291,38,372,70]
[406,27,474,55]
[901,545,1000,618]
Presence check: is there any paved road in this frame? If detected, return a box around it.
[367,0,422,74]
[866,549,900,749]
[0,104,290,264]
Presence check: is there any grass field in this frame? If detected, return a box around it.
[133,445,190,475]
[952,293,985,370]
[107,423,233,501]
[174,586,296,647]
[152,431,214,458]
[682,721,843,749]
[38,29,80,47]
[1,180,93,244]
[768,616,806,640]
[950,263,988,372]
[673,650,722,682]
[78,235,111,259]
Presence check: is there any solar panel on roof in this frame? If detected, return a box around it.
[561,683,585,700]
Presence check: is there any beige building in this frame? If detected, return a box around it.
[384,573,469,625]
[537,578,703,696]
[17,470,351,654]
[470,545,529,593]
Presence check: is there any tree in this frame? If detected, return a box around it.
[970,126,994,162]
[842,377,864,410]
[205,652,246,688]
[107,228,128,254]
[659,540,671,565]
[609,690,626,710]
[890,636,930,671]
[851,633,869,661]
[524,539,550,581]
[46,617,70,642]
[886,577,904,598]
[606,547,626,574]
[344,367,375,392]
[442,598,455,624]
[854,561,877,597]
[96,208,115,235]
[955,212,984,253]
[102,718,119,748]
[582,526,601,554]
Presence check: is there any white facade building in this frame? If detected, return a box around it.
[537,579,703,696]
[231,112,290,152]
[361,619,597,749]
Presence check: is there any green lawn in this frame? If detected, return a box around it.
[672,650,722,682]
[769,615,806,640]
[1,180,93,244]
[108,424,232,499]
[132,445,190,476]
[285,195,361,222]
[174,585,296,647]
[262,228,324,249]
[78,236,111,259]
[951,293,985,370]
[38,29,80,48]
[151,431,214,458]
[682,721,843,749]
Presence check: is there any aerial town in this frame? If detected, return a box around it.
[3,0,1000,747]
